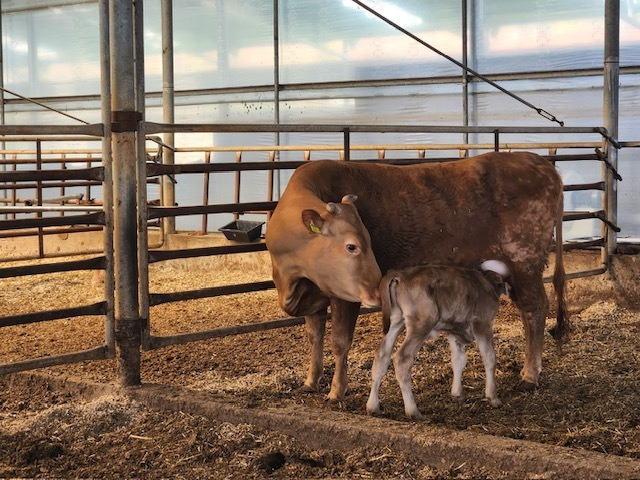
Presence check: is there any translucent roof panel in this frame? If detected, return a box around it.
[279,0,463,83]
[144,0,275,92]
[3,2,100,97]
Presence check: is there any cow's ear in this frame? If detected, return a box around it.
[302,209,324,234]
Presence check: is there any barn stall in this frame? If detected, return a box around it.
[1,0,640,478]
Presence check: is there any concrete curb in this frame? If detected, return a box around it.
[11,372,640,480]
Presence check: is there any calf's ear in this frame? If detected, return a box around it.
[302,209,324,234]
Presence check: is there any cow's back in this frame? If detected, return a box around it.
[289,152,562,274]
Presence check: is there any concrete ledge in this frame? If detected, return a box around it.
[10,372,640,480]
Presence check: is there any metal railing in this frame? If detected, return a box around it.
[0,123,625,381]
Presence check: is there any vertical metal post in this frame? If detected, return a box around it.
[343,128,350,161]
[99,0,115,355]
[461,0,469,147]
[604,0,619,257]
[134,0,150,351]
[234,151,241,221]
[110,0,141,386]
[0,0,6,220]
[271,0,281,202]
[161,0,176,234]
[36,140,44,258]
[202,151,211,233]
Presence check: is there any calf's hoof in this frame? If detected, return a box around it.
[487,397,503,408]
[406,410,424,421]
[366,404,382,416]
[451,394,466,404]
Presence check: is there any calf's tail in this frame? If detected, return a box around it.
[549,191,570,346]
[380,275,399,334]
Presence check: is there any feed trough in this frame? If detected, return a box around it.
[218,220,265,242]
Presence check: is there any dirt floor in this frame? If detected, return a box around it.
[1,236,640,478]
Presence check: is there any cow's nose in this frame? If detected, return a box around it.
[361,288,381,308]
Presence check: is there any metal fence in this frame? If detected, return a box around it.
[0,122,622,380]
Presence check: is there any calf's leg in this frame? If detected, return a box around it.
[393,318,430,420]
[446,335,467,402]
[474,322,502,407]
[328,298,360,401]
[366,311,405,415]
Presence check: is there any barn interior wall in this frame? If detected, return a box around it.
[1,0,639,239]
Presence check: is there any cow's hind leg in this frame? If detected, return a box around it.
[328,298,361,401]
[513,271,549,390]
[302,310,328,392]
[366,312,405,415]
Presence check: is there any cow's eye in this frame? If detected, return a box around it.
[346,243,360,254]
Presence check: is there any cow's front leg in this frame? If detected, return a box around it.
[302,310,328,392]
[328,298,360,401]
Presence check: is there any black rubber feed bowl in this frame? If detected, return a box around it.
[219,220,265,242]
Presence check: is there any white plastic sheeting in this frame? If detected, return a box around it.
[1,0,639,238]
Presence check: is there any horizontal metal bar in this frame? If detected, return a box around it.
[147,153,601,178]
[563,210,607,222]
[0,135,103,143]
[0,166,104,182]
[147,161,305,177]
[173,142,603,153]
[144,122,602,136]
[0,225,103,240]
[0,346,109,376]
[147,317,306,350]
[565,267,608,281]
[563,238,605,251]
[564,182,605,192]
[0,211,105,231]
[542,265,607,283]
[0,205,104,213]
[145,306,381,350]
[147,202,277,220]
[13,66,640,107]
[149,280,275,306]
[0,124,104,136]
[0,302,107,328]
[148,243,267,263]
[0,157,102,164]
[0,256,105,279]
[0,181,102,191]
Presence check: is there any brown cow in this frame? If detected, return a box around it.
[366,261,511,420]
[265,152,568,401]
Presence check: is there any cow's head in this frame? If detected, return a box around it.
[300,194,382,307]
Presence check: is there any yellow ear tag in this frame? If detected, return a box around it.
[309,220,322,234]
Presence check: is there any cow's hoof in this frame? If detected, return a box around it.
[488,397,503,408]
[451,394,466,404]
[516,380,538,392]
[299,384,319,394]
[325,397,346,409]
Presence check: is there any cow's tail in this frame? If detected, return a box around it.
[549,190,571,348]
[380,275,399,334]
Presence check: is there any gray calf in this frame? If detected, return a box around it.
[366,261,510,420]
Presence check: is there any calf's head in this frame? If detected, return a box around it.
[301,195,382,307]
